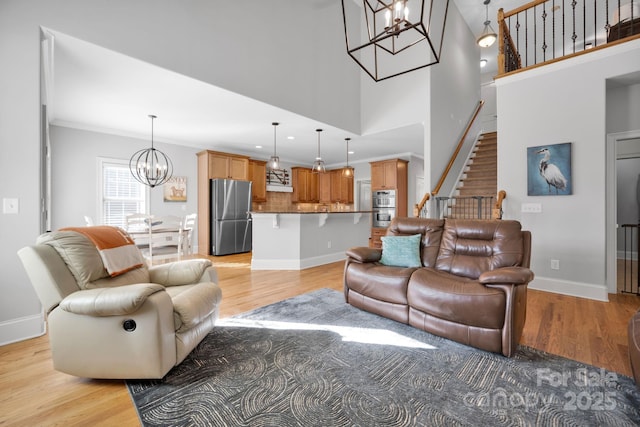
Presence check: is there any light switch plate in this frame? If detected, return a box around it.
[521,203,542,213]
[3,198,19,214]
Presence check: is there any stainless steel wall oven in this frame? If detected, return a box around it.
[372,190,396,227]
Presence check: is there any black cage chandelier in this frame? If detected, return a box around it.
[341,0,450,82]
[129,115,173,188]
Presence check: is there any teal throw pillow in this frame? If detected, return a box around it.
[379,234,422,268]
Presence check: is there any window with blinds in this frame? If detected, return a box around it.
[100,159,147,228]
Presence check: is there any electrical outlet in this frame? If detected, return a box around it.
[521,203,542,213]
[327,241,332,249]
[2,198,19,214]
[550,259,560,270]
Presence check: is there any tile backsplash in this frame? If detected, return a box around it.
[252,192,353,212]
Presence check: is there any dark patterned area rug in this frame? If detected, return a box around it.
[127,288,640,426]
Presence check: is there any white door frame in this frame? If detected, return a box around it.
[605,129,640,293]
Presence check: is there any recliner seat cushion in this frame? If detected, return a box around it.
[345,263,416,305]
[166,283,222,332]
[407,268,506,329]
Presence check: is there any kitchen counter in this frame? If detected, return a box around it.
[250,210,374,214]
[250,211,371,270]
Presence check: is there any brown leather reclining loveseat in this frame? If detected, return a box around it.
[344,217,534,357]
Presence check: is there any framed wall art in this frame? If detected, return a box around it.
[163,176,187,202]
[527,142,572,196]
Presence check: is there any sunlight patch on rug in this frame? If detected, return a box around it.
[218,318,438,349]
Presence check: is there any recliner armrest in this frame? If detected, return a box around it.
[346,246,382,263]
[59,283,165,316]
[479,266,534,285]
[149,259,217,286]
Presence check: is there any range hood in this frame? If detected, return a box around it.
[267,185,293,193]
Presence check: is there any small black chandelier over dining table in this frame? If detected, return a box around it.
[129,114,173,188]
[341,0,450,82]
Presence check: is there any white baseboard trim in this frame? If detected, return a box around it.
[0,312,46,346]
[617,250,638,261]
[251,252,345,271]
[529,277,609,302]
[251,258,302,270]
[299,253,345,270]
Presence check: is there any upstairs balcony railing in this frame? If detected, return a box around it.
[498,0,640,76]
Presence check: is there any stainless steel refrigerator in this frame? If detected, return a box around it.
[210,179,252,256]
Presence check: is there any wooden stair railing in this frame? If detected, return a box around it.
[493,190,507,219]
[414,100,484,218]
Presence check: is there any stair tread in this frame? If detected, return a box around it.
[471,150,497,156]
[464,169,496,175]
[461,179,496,183]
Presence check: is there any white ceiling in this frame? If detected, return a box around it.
[47,1,521,167]
[455,0,524,72]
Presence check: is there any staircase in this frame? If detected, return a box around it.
[457,131,497,197]
[435,132,498,219]
[414,101,505,220]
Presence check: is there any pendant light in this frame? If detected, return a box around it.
[477,0,497,48]
[311,129,326,173]
[340,0,450,82]
[268,122,280,170]
[342,137,354,178]
[129,115,173,188]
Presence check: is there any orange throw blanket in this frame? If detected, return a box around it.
[61,226,145,277]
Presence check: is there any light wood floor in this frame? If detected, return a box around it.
[1,252,639,426]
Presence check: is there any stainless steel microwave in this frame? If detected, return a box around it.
[372,190,396,208]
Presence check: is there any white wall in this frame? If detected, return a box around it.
[427,3,481,194]
[496,39,640,301]
[481,72,497,133]
[49,126,200,229]
[607,83,640,133]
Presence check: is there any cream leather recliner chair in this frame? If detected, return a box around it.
[17,227,222,379]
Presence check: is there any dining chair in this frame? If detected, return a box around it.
[125,214,153,263]
[125,213,151,232]
[182,213,197,256]
[146,215,183,262]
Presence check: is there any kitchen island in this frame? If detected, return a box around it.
[250,211,372,270]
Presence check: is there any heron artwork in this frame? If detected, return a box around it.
[536,148,568,194]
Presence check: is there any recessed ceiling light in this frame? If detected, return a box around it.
[287,136,295,140]
[480,59,488,68]
[348,151,355,155]
[255,145,262,149]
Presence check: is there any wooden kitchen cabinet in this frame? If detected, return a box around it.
[318,172,332,204]
[370,227,386,248]
[330,169,354,204]
[208,151,249,180]
[196,150,250,255]
[308,171,318,202]
[370,158,408,246]
[248,159,267,203]
[371,159,406,190]
[291,167,319,203]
